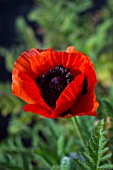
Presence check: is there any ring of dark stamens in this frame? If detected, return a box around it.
[36,65,74,107]
[36,65,88,109]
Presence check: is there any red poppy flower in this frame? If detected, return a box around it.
[12,46,99,118]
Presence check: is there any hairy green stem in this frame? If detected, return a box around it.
[71,116,86,149]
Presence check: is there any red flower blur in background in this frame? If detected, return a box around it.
[12,46,99,118]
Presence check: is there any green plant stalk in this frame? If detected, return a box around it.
[71,116,86,149]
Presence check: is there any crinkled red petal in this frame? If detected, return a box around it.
[13,51,36,79]
[48,52,86,78]
[66,46,92,66]
[54,51,91,79]
[66,46,79,53]
[12,70,41,103]
[18,50,90,79]
[27,51,79,77]
[86,95,99,116]
[28,51,57,77]
[24,103,51,118]
[28,48,40,56]
[51,73,84,118]
[66,46,95,77]
[13,48,55,80]
[70,93,99,116]
[83,63,97,92]
[12,70,52,113]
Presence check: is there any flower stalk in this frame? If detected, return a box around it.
[71,116,86,149]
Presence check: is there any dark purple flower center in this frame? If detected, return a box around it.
[36,65,88,107]
[36,66,74,106]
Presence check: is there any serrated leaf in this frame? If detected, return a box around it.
[98,164,113,169]
[74,120,113,170]
[100,153,112,162]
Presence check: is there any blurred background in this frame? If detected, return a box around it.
[0,0,113,169]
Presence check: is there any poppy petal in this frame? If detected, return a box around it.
[66,46,79,53]
[51,73,84,118]
[14,52,35,78]
[28,48,40,56]
[70,93,99,116]
[12,69,52,112]
[24,103,51,118]
[66,46,95,77]
[14,48,55,79]
[84,63,97,92]
[56,52,90,79]
[66,46,93,70]
[28,51,58,77]
[12,70,41,104]
[50,52,85,79]
[87,95,99,116]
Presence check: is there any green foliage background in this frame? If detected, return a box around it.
[0,0,113,169]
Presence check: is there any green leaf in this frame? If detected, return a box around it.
[51,165,60,170]
[22,154,32,170]
[0,163,23,170]
[98,164,113,169]
[57,135,65,156]
[74,120,113,170]
[0,82,23,116]
[101,99,113,120]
